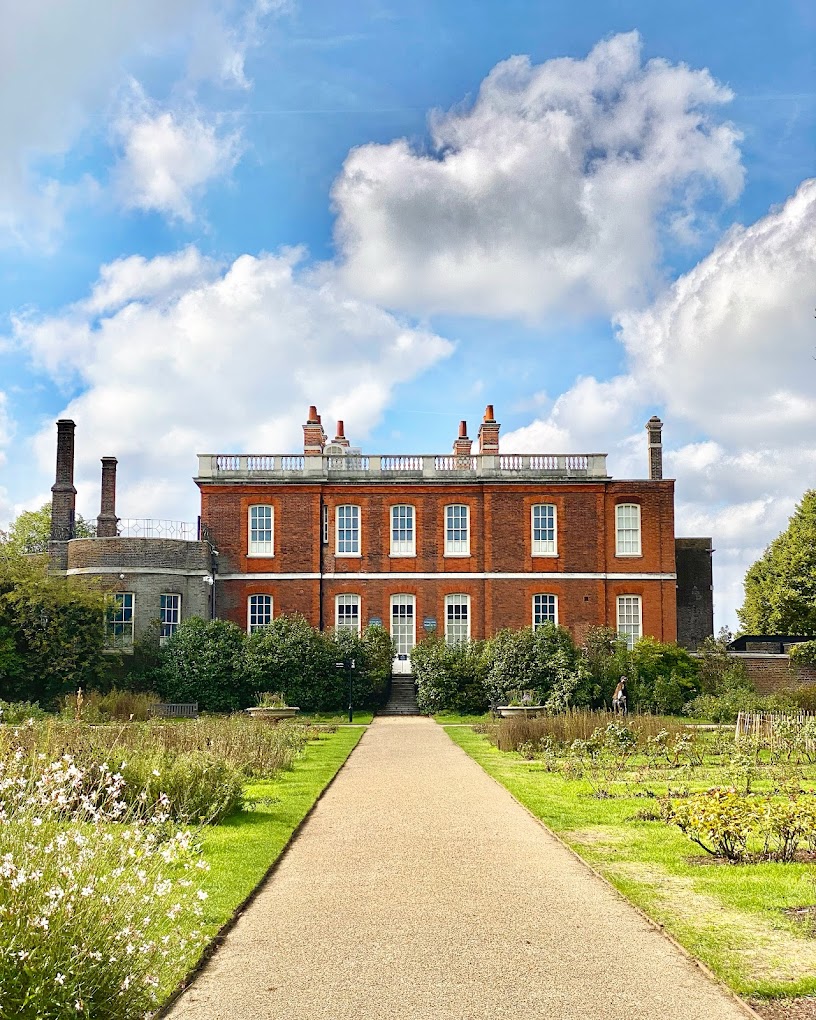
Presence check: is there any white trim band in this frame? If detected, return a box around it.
[216,571,677,581]
[66,566,211,577]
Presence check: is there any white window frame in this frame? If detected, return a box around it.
[335,594,361,634]
[160,593,181,644]
[248,504,274,556]
[336,504,361,556]
[445,594,471,645]
[322,504,329,545]
[444,504,470,557]
[390,504,416,557]
[108,592,134,647]
[390,594,417,658]
[531,504,557,556]
[615,503,642,557]
[616,595,642,650]
[532,593,558,629]
[248,594,273,633]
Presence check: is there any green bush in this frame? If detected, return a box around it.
[412,637,489,714]
[485,624,589,709]
[628,637,699,714]
[0,698,48,724]
[159,617,250,712]
[790,641,816,667]
[244,614,335,710]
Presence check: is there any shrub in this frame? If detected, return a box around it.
[0,698,48,724]
[485,624,589,708]
[664,787,757,861]
[412,637,489,714]
[790,641,816,668]
[244,614,334,710]
[159,617,250,712]
[628,637,699,714]
[0,745,207,1019]
[665,786,816,863]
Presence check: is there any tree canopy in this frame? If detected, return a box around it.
[0,503,96,555]
[738,490,816,635]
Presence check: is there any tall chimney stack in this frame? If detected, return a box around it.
[646,416,663,480]
[97,457,119,538]
[50,419,77,542]
[48,419,77,572]
[478,404,500,455]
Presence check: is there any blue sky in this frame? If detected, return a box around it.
[1,0,815,628]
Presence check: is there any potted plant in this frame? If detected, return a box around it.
[245,692,300,721]
[496,689,544,718]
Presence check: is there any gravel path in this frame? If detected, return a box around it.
[166,718,753,1020]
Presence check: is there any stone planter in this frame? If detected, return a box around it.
[245,706,300,721]
[496,705,544,719]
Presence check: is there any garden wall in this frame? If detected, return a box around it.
[729,653,816,695]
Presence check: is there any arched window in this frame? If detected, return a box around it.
[248,594,273,633]
[532,594,558,629]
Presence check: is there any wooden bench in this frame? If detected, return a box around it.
[147,702,199,719]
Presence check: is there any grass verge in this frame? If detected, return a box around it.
[298,711,374,725]
[432,711,492,725]
[164,726,364,1004]
[447,725,816,1002]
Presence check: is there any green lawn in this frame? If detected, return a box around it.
[447,725,816,1002]
[298,710,374,725]
[432,711,492,725]
[167,726,364,999]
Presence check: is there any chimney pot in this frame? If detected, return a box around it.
[484,404,495,422]
[459,420,468,438]
[646,416,664,481]
[478,404,501,455]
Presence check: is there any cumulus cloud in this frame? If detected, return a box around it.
[333,31,743,318]
[112,85,242,222]
[14,248,453,521]
[502,180,816,627]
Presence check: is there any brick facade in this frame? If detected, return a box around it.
[198,408,682,645]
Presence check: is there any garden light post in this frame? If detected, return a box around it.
[335,658,356,723]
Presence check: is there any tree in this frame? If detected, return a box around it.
[0,503,96,555]
[0,550,112,706]
[738,490,816,634]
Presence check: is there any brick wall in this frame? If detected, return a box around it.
[66,538,212,643]
[200,477,677,642]
[731,653,816,694]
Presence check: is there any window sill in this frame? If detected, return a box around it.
[390,552,417,558]
[614,553,643,558]
[335,553,362,558]
[443,552,471,558]
[532,552,559,558]
[247,552,275,558]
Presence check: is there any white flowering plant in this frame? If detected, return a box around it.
[0,740,210,1020]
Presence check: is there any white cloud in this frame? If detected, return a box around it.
[0,1,275,244]
[112,85,242,222]
[333,31,743,319]
[16,248,453,521]
[502,180,816,629]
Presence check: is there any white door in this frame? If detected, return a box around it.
[391,594,416,674]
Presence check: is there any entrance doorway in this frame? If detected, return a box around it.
[390,594,416,674]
